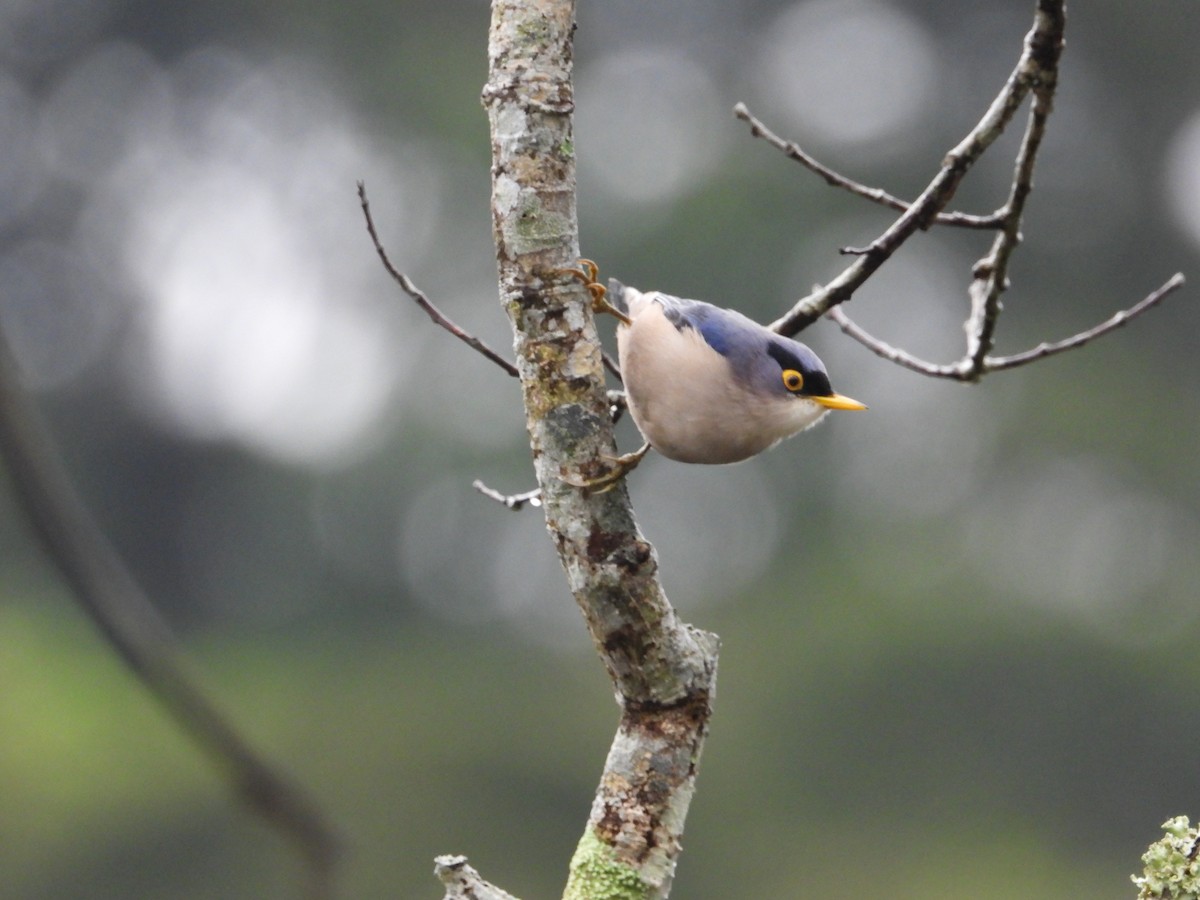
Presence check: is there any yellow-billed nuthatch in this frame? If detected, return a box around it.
[563,261,866,481]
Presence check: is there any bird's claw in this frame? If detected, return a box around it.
[559,258,632,326]
[560,257,600,286]
[556,258,644,491]
[560,442,651,493]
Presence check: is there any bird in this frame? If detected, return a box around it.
[561,260,865,484]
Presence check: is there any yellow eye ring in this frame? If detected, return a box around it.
[782,369,804,393]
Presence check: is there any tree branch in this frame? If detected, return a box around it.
[754,3,1179,384]
[984,273,1186,372]
[0,322,340,898]
[826,306,965,379]
[961,0,1065,376]
[476,1,718,897]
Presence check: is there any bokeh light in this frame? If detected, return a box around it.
[965,456,1200,645]
[576,49,726,207]
[1165,107,1200,251]
[752,0,937,153]
[0,74,40,231]
[61,48,440,467]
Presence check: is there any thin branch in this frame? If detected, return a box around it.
[733,102,1004,230]
[472,479,542,510]
[827,307,965,379]
[601,349,622,380]
[985,273,1186,371]
[357,181,520,378]
[829,273,1186,380]
[757,3,1182,387]
[0,325,341,897]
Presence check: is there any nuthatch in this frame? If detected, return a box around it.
[563,261,865,482]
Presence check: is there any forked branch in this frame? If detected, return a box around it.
[741,1,1181,383]
[747,2,1067,338]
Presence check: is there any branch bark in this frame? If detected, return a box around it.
[468,1,718,897]
[436,856,521,900]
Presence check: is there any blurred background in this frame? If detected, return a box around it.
[0,0,1197,897]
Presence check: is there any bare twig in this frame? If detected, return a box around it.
[733,102,1004,230]
[826,307,964,379]
[472,479,542,510]
[761,3,1069,337]
[828,273,1186,380]
[0,326,340,897]
[601,350,622,380]
[358,181,519,378]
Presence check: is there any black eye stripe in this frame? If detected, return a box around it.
[766,341,800,370]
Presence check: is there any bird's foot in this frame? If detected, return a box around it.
[559,258,632,326]
[561,442,651,493]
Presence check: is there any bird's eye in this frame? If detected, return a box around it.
[781,369,804,392]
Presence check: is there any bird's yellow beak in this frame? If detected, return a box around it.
[812,393,868,411]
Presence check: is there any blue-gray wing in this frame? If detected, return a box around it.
[655,294,752,359]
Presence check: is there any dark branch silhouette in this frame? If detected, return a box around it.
[0,328,341,900]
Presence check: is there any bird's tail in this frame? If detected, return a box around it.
[607,279,630,317]
[607,279,658,322]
